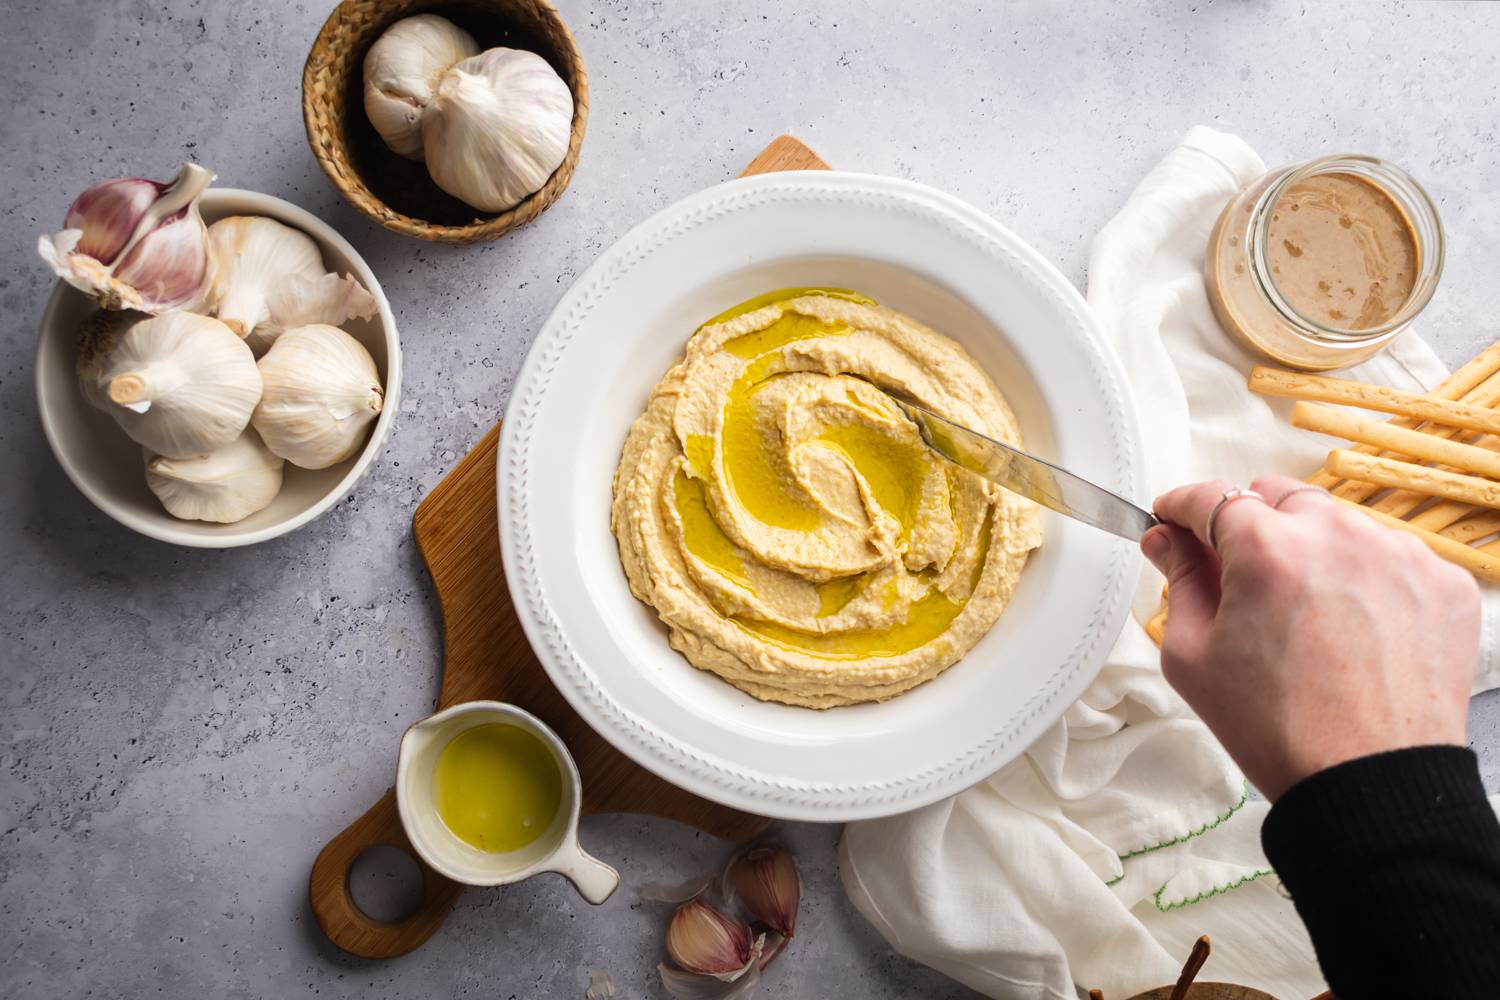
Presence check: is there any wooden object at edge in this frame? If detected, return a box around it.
[308,135,830,959]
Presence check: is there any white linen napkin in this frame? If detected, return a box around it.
[840,126,1500,1000]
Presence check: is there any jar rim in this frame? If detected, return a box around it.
[1248,154,1445,344]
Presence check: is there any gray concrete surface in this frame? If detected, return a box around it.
[4,1,1499,997]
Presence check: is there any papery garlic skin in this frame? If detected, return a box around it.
[421,48,574,212]
[583,971,616,1000]
[145,427,284,523]
[363,14,479,160]
[76,309,146,411]
[207,216,325,339]
[253,324,384,470]
[38,163,216,313]
[206,215,379,354]
[97,312,262,458]
[248,270,379,355]
[657,962,762,1000]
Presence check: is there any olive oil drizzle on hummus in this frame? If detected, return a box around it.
[672,288,984,659]
[733,513,993,660]
[613,288,1041,706]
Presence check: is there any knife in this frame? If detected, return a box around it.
[890,395,1158,542]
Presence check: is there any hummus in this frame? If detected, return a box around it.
[611,289,1042,708]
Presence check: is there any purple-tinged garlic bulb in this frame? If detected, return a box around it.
[38,163,216,314]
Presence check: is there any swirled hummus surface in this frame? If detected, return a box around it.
[611,290,1042,708]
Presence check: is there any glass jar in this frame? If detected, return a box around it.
[1205,154,1444,371]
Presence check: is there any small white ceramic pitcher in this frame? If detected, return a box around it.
[395,700,619,903]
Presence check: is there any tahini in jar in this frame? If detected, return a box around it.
[1205,155,1443,371]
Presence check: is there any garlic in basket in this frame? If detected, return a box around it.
[145,427,285,524]
[253,324,383,470]
[207,216,378,353]
[421,48,574,212]
[38,163,216,313]
[363,13,479,159]
[93,311,261,458]
[363,15,573,212]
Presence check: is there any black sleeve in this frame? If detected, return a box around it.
[1261,746,1500,998]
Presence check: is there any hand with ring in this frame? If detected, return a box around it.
[1143,474,1480,801]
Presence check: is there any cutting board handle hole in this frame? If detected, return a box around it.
[347,845,427,924]
[310,137,818,958]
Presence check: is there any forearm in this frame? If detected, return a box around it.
[1262,746,1500,997]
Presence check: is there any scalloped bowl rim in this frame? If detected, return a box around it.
[497,171,1146,820]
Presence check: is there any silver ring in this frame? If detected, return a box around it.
[1272,485,1330,510]
[1205,488,1266,551]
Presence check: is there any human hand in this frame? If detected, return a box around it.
[1143,474,1479,801]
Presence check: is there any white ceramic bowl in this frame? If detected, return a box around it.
[499,172,1146,821]
[35,188,401,547]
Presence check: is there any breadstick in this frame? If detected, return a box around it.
[1440,509,1500,544]
[1325,450,1500,511]
[1330,376,1500,502]
[1306,341,1500,494]
[1250,367,1500,437]
[1144,608,1166,646]
[1143,583,1168,646]
[1422,339,1500,401]
[1368,415,1500,516]
[1308,469,1341,489]
[1293,403,1500,480]
[1375,433,1500,520]
[1409,498,1481,533]
[1332,496,1500,584]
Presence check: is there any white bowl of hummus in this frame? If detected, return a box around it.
[499,171,1145,821]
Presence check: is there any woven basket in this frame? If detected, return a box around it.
[302,0,588,244]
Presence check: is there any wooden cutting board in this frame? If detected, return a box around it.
[309,135,829,960]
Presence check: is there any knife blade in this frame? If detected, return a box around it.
[891,396,1158,542]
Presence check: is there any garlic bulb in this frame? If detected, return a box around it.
[363,14,479,159]
[38,163,216,313]
[206,216,321,337]
[76,309,146,411]
[420,48,574,212]
[207,216,378,353]
[362,13,574,213]
[145,427,284,523]
[253,324,384,470]
[95,311,261,458]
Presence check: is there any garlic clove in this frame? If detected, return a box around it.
[206,216,326,339]
[114,204,219,313]
[252,324,384,470]
[730,846,801,939]
[62,177,161,263]
[96,311,261,457]
[246,271,379,355]
[664,899,763,981]
[363,14,479,160]
[420,48,574,212]
[144,427,284,523]
[38,163,216,313]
